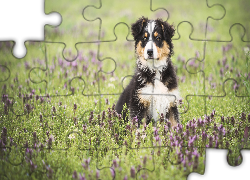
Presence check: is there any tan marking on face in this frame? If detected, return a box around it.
[156,41,170,60]
[161,24,164,31]
[154,31,158,37]
[144,32,148,37]
[136,41,144,58]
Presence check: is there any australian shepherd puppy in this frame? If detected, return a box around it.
[115,17,181,128]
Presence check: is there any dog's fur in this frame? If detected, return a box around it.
[115,17,181,128]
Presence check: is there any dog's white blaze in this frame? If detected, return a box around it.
[147,21,155,37]
[138,70,181,122]
[143,21,158,60]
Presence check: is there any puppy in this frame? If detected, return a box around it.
[115,17,181,128]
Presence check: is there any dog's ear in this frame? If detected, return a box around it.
[158,19,175,40]
[131,17,148,40]
[156,19,175,57]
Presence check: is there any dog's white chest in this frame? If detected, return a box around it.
[137,71,179,121]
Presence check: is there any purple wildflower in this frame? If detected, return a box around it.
[113,159,118,168]
[40,97,44,104]
[96,170,100,179]
[52,106,56,114]
[47,167,53,179]
[48,137,52,149]
[4,104,8,115]
[105,98,109,105]
[72,170,78,179]
[219,68,224,76]
[209,136,213,147]
[222,56,227,66]
[202,131,207,141]
[110,168,115,178]
[233,83,239,91]
[124,175,128,180]
[143,156,147,165]
[244,127,249,141]
[25,104,32,114]
[130,166,136,178]
[30,160,37,172]
[231,116,235,126]
[153,127,159,136]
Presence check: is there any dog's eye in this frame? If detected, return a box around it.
[143,37,147,41]
[156,36,161,41]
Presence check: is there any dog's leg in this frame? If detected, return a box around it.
[167,106,180,128]
[146,114,152,125]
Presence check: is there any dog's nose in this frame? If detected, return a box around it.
[147,49,153,57]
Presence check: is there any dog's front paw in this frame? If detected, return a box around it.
[170,100,177,107]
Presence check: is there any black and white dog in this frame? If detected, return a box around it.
[115,17,181,128]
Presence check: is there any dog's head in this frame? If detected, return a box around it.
[131,17,175,68]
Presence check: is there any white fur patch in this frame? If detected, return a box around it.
[144,21,159,60]
[137,57,168,73]
[137,72,181,122]
[147,21,155,38]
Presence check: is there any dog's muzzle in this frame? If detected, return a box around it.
[147,49,153,59]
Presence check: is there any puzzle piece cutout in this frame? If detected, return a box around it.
[1,0,250,179]
[0,0,61,59]
[188,149,250,180]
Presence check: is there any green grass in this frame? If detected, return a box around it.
[0,0,250,179]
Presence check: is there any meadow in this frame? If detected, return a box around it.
[0,0,250,179]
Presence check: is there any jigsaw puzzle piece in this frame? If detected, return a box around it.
[0,41,51,117]
[28,42,95,97]
[28,41,116,97]
[0,42,11,83]
[153,0,225,40]
[206,0,250,41]
[94,95,207,177]
[75,100,124,171]
[83,0,169,42]
[96,147,155,179]
[86,23,134,96]
[187,25,250,97]
[155,146,206,179]
[84,93,158,171]
[76,42,116,97]
[171,22,208,114]
[205,79,250,166]
[44,0,98,61]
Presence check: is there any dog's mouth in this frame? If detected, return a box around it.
[146,57,159,60]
